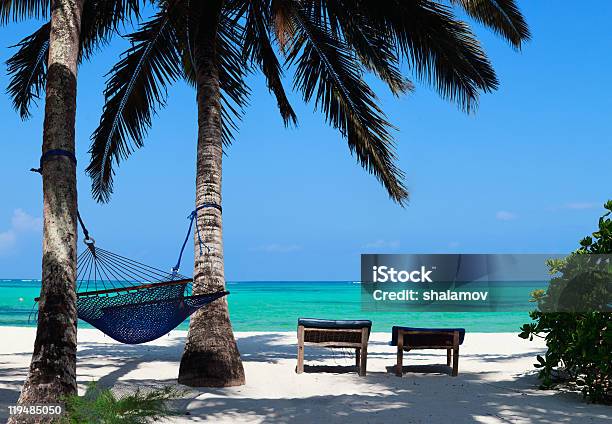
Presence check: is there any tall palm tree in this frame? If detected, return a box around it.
[2,0,145,413]
[86,0,529,387]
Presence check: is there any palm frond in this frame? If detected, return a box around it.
[282,1,408,205]
[5,0,146,120]
[61,381,184,423]
[0,0,47,25]
[5,22,49,119]
[175,0,196,85]
[216,10,250,146]
[270,0,296,52]
[87,8,182,203]
[353,0,498,112]
[175,1,249,146]
[449,0,530,48]
[317,1,413,96]
[244,1,297,126]
[80,0,146,61]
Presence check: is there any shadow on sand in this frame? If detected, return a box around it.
[0,333,609,423]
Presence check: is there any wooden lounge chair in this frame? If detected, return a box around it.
[392,326,466,377]
[296,318,372,376]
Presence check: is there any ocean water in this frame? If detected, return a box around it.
[0,280,539,333]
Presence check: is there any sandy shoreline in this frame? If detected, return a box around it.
[0,327,609,423]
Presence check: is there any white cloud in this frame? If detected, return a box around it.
[0,231,16,252]
[11,209,42,232]
[364,240,400,249]
[495,211,517,221]
[563,202,597,210]
[251,243,301,253]
[0,209,42,254]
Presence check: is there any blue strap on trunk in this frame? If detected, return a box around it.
[30,149,77,174]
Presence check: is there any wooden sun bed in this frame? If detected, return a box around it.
[296,318,372,376]
[392,326,466,377]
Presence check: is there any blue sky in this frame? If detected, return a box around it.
[1,2,611,281]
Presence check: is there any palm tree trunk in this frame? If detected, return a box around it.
[9,0,82,421]
[177,2,245,388]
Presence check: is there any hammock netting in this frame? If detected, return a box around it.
[30,151,226,344]
[73,245,227,344]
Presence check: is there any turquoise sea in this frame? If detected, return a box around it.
[0,280,539,333]
[0,280,540,332]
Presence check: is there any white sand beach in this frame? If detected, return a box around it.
[0,327,609,423]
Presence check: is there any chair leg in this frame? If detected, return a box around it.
[355,348,361,369]
[359,327,368,376]
[396,331,404,376]
[297,325,304,374]
[452,331,459,376]
[360,346,368,376]
[447,348,451,366]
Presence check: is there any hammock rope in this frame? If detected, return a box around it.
[171,202,221,274]
[31,149,228,344]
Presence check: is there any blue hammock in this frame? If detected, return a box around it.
[68,245,227,344]
[31,150,226,344]
[77,289,227,344]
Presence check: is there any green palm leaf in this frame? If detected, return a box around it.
[316,0,413,96]
[0,0,48,25]
[216,10,250,146]
[352,0,499,112]
[80,0,147,61]
[5,0,147,119]
[87,7,183,202]
[85,0,530,206]
[244,0,297,126]
[175,1,250,146]
[61,381,184,423]
[449,0,530,48]
[283,0,408,204]
[6,22,49,119]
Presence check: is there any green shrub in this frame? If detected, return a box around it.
[519,200,612,403]
[58,382,185,423]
